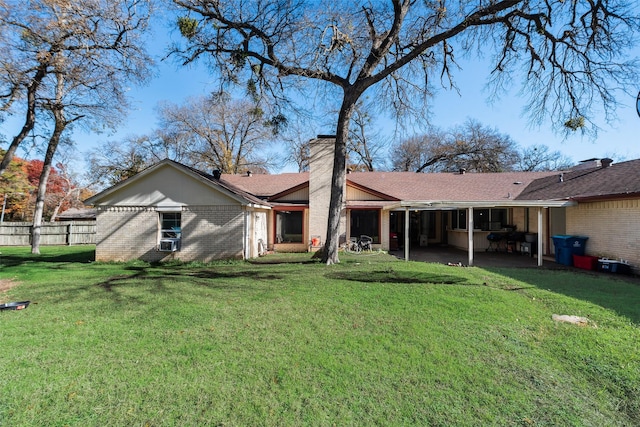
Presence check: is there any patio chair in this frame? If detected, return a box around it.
[359,235,373,251]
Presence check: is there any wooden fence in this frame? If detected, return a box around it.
[0,221,96,246]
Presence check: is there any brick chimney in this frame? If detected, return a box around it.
[309,135,336,245]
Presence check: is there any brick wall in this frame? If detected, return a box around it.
[566,198,640,274]
[309,137,334,243]
[95,205,245,262]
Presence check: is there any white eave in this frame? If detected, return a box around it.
[383,199,577,210]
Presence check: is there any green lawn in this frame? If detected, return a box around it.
[1,246,639,426]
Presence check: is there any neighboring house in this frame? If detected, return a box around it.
[55,207,97,221]
[85,137,639,274]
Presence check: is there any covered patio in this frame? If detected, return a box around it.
[389,246,560,269]
[385,200,576,267]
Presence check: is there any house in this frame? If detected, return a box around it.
[85,137,639,273]
[55,207,97,221]
[516,157,640,273]
[84,161,271,262]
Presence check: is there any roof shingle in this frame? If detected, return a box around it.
[517,159,640,201]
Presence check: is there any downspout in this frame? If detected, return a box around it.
[468,207,474,266]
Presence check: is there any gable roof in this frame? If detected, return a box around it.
[85,159,270,208]
[218,169,567,207]
[56,207,97,220]
[346,171,557,202]
[517,159,640,201]
[88,157,638,210]
[221,172,309,198]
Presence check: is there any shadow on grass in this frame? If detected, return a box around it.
[484,267,640,324]
[22,264,282,309]
[0,247,95,267]
[95,264,285,292]
[326,269,469,285]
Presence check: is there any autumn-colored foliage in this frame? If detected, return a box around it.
[0,152,81,221]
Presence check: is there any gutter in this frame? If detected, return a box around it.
[383,199,577,210]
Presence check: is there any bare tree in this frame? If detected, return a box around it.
[87,136,154,187]
[443,120,521,172]
[172,0,639,264]
[517,144,575,171]
[156,95,278,173]
[281,117,315,172]
[0,0,152,177]
[0,0,153,253]
[389,130,449,172]
[347,100,388,172]
[390,120,520,172]
[48,159,87,222]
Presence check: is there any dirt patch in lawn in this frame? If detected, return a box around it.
[0,278,20,295]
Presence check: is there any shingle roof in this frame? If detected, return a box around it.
[347,171,558,201]
[516,159,640,201]
[221,172,309,198]
[220,170,557,202]
[182,165,271,206]
[131,158,639,205]
[56,208,97,220]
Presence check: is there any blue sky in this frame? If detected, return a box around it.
[92,52,640,172]
[3,14,640,175]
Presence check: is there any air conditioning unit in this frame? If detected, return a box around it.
[159,238,180,252]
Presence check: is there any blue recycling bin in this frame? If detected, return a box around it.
[555,247,574,266]
[552,235,589,265]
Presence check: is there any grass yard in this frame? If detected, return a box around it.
[1,246,639,426]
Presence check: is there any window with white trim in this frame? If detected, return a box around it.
[159,212,181,251]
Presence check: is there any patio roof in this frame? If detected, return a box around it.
[384,199,576,210]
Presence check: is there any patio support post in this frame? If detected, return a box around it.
[537,207,544,267]
[404,207,410,261]
[468,207,474,266]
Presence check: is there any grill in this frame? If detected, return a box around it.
[486,233,504,242]
[486,231,526,252]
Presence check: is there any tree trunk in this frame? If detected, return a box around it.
[31,118,65,254]
[32,70,66,255]
[0,65,47,176]
[322,95,357,265]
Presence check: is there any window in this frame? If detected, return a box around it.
[471,208,508,230]
[452,209,508,231]
[159,212,181,251]
[350,209,380,243]
[452,209,467,230]
[276,210,303,243]
[161,212,181,238]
